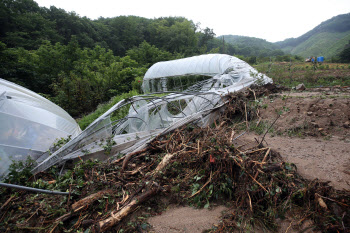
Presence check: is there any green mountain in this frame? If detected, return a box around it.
[217,35,284,57]
[275,13,350,58]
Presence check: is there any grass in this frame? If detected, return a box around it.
[77,90,139,130]
[254,61,350,88]
[249,120,274,135]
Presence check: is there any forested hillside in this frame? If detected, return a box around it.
[275,13,350,58]
[1,0,348,118]
[218,35,284,57]
[0,0,224,117]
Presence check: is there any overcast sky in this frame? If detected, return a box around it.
[34,0,350,42]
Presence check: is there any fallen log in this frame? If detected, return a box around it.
[151,153,176,176]
[121,148,148,171]
[96,183,159,232]
[97,152,174,231]
[71,190,113,212]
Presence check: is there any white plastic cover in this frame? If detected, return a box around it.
[144,54,238,79]
[0,78,81,178]
[142,54,262,93]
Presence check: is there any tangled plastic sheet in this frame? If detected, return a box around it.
[32,54,272,174]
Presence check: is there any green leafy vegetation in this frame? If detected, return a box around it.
[0,0,219,118]
[219,35,284,57]
[254,61,350,88]
[77,90,138,130]
[3,156,37,185]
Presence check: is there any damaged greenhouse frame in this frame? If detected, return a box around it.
[31,53,272,174]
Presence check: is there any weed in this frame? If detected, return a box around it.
[249,120,273,135]
[3,156,37,185]
[52,135,72,151]
[103,137,117,155]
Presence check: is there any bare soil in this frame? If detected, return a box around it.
[239,134,350,190]
[255,87,350,190]
[148,206,227,233]
[260,87,350,138]
[147,206,318,233]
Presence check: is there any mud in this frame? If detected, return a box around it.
[240,134,350,190]
[253,88,350,190]
[148,206,227,233]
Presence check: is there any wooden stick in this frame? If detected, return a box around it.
[254,148,271,179]
[285,221,293,233]
[229,130,235,142]
[247,191,253,212]
[256,117,261,127]
[121,148,148,171]
[231,156,268,192]
[97,185,158,232]
[0,195,14,210]
[244,103,249,130]
[243,147,268,155]
[151,153,176,176]
[188,172,212,198]
[261,148,271,163]
[111,156,125,164]
[197,140,201,155]
[72,190,113,212]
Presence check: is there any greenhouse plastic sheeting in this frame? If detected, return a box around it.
[0,78,81,178]
[142,54,263,93]
[32,54,272,174]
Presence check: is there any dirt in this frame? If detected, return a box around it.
[260,88,350,138]
[147,205,318,233]
[239,134,350,190]
[251,87,350,190]
[148,206,227,233]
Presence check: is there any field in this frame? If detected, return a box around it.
[0,62,349,233]
[254,62,350,88]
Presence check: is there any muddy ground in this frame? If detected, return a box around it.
[256,86,350,190]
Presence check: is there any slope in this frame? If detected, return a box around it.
[276,13,350,58]
[218,35,284,57]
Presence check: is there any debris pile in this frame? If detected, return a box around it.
[0,85,349,232]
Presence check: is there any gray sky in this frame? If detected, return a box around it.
[34,0,350,42]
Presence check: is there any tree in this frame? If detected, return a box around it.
[126,41,174,67]
[339,41,350,63]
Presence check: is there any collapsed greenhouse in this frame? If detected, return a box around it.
[30,54,272,174]
[0,78,81,178]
